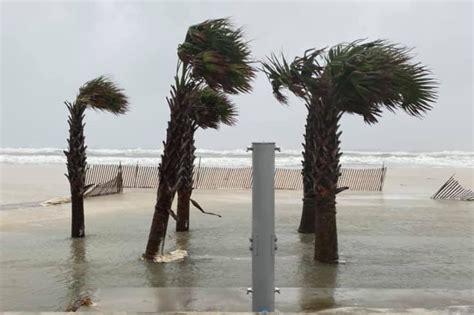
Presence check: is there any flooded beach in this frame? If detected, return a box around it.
[1,164,473,312]
[2,0,473,312]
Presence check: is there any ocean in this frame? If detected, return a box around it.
[0,148,472,168]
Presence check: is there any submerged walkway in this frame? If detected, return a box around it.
[77,287,474,313]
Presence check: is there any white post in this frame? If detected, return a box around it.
[248,142,278,312]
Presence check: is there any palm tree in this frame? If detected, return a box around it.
[176,87,237,231]
[262,40,437,262]
[64,76,128,238]
[143,18,255,261]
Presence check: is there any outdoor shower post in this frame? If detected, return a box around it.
[248,142,278,312]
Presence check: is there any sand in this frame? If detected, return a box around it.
[0,163,473,312]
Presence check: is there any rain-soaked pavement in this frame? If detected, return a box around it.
[1,189,473,312]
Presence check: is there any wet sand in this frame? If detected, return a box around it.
[0,164,473,312]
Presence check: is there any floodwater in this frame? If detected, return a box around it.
[1,185,473,312]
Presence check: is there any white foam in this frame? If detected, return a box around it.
[0,147,472,168]
[144,249,188,263]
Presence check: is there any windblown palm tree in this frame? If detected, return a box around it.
[176,87,237,231]
[144,18,254,260]
[64,76,128,238]
[262,40,437,262]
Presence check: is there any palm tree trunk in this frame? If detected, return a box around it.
[71,193,85,237]
[143,116,185,260]
[299,195,316,233]
[312,100,342,263]
[64,102,87,238]
[298,105,317,233]
[144,183,174,260]
[144,76,194,260]
[176,127,196,232]
[176,189,192,231]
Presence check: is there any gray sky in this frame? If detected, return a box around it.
[1,0,472,151]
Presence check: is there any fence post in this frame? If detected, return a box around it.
[247,142,279,312]
[195,156,202,189]
[379,162,386,191]
[117,162,123,193]
[133,162,139,188]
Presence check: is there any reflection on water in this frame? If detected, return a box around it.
[175,231,190,250]
[144,257,168,287]
[64,238,89,311]
[144,231,198,311]
[297,233,339,311]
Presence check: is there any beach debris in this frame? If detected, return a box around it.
[143,249,188,263]
[84,166,123,197]
[191,198,222,217]
[40,170,123,206]
[64,292,95,312]
[431,175,474,201]
[40,196,71,206]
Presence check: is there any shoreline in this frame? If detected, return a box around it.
[1,148,473,169]
[1,163,473,204]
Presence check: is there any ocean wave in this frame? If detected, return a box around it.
[0,147,472,168]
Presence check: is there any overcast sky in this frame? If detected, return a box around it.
[1,0,472,151]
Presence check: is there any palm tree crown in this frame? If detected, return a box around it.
[77,76,129,114]
[190,86,238,129]
[178,18,256,94]
[262,40,437,123]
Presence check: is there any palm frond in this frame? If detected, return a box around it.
[261,48,326,105]
[178,18,255,94]
[325,40,437,123]
[260,54,292,104]
[77,76,129,114]
[190,86,237,129]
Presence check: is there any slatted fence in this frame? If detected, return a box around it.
[339,167,387,191]
[431,176,474,201]
[86,164,387,191]
[84,173,123,197]
[84,164,123,197]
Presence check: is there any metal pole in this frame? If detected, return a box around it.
[248,142,278,312]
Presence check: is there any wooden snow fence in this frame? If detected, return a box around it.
[195,167,253,189]
[84,164,123,197]
[431,175,474,201]
[338,167,387,191]
[86,164,387,192]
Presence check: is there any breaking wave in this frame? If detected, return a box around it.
[0,147,472,168]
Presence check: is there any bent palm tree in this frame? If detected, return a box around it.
[262,40,437,262]
[177,87,237,231]
[64,76,128,238]
[144,18,254,260]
